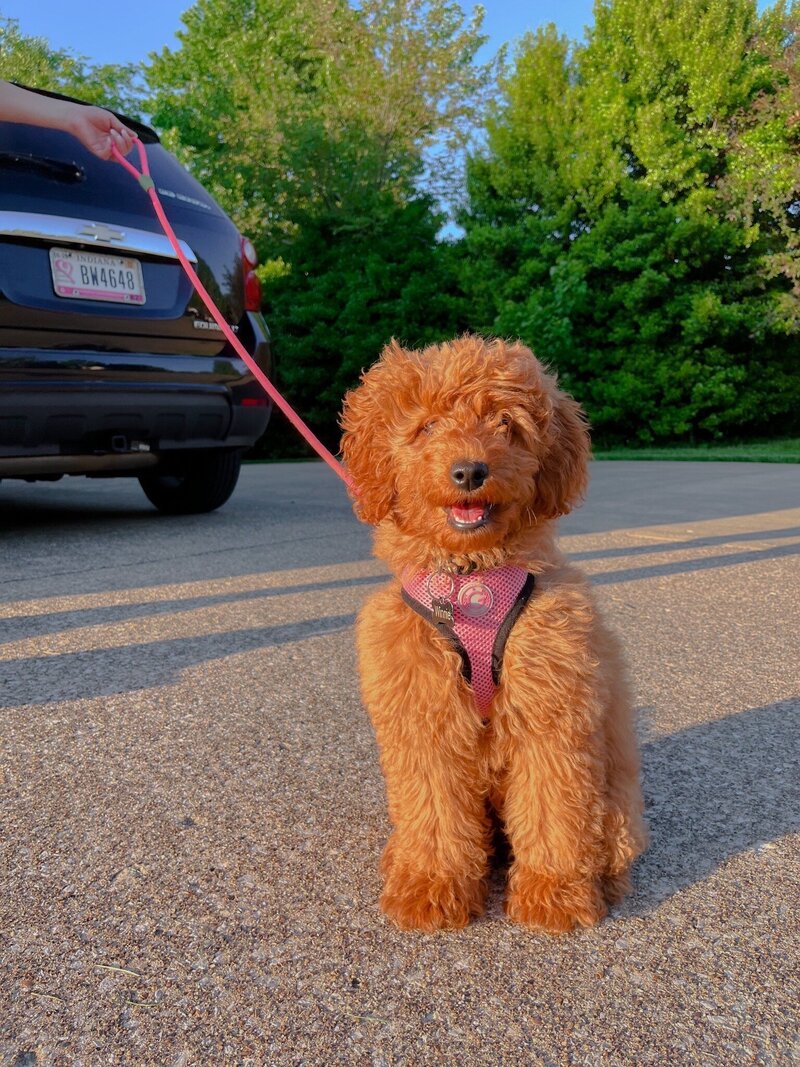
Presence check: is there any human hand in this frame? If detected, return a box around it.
[66,104,136,160]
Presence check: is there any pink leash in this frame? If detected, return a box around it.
[111,139,354,491]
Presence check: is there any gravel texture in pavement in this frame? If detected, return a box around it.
[1,461,798,1066]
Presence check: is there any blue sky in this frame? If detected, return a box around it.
[9,2,597,68]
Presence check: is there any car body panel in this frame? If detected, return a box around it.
[0,89,272,479]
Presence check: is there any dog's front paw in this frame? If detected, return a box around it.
[505,866,606,933]
[380,866,486,932]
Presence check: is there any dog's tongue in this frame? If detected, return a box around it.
[450,504,486,523]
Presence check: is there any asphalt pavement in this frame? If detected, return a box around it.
[1,460,798,1066]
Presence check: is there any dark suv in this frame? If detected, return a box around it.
[0,87,272,513]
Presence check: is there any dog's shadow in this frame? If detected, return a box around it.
[479,698,799,919]
[628,697,799,913]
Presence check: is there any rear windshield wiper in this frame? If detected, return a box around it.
[0,151,85,184]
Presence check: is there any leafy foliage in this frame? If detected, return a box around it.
[265,196,468,450]
[4,2,799,448]
[0,16,142,117]
[461,0,800,444]
[146,0,490,236]
[146,0,489,450]
[489,187,799,442]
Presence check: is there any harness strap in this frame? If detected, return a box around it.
[490,572,535,684]
[401,587,473,683]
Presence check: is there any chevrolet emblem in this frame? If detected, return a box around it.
[77,222,126,243]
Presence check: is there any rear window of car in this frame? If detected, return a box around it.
[0,92,226,224]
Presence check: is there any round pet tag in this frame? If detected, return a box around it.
[457,580,494,618]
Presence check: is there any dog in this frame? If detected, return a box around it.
[340,335,647,932]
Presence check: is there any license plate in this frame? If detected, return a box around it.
[49,247,146,305]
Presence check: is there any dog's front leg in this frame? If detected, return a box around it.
[376,711,491,932]
[497,655,609,933]
[358,600,490,931]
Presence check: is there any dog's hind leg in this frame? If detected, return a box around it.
[591,622,648,905]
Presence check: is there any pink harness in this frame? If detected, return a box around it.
[401,565,535,719]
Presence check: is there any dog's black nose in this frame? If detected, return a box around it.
[450,460,489,492]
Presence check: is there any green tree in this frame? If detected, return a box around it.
[0,16,142,116]
[147,0,489,241]
[147,0,489,450]
[461,0,800,444]
[266,195,468,449]
[493,187,799,442]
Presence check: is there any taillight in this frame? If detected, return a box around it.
[240,234,262,312]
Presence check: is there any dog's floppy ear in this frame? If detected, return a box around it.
[340,344,402,525]
[534,380,591,521]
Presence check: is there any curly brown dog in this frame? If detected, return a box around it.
[340,335,647,932]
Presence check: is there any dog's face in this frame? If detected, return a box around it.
[340,336,590,557]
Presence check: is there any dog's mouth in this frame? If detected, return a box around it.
[445,502,493,530]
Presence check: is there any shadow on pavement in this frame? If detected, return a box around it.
[1,573,384,643]
[592,538,800,585]
[0,613,357,708]
[564,461,800,535]
[571,525,800,562]
[626,697,800,914]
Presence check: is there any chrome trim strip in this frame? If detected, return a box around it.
[0,210,197,263]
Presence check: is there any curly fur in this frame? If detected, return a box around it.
[340,335,647,932]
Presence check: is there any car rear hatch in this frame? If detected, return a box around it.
[0,92,244,361]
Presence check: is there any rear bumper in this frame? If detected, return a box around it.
[0,312,273,470]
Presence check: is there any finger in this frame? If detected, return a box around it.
[106,129,122,159]
[112,123,134,154]
[110,127,132,157]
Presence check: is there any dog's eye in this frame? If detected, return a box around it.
[418,420,437,437]
[498,415,512,430]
